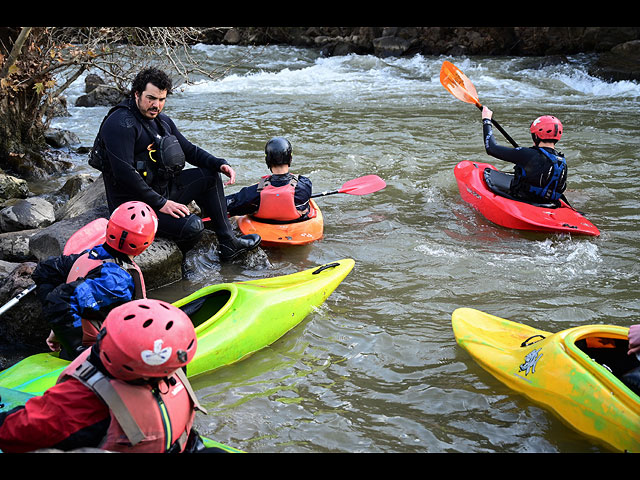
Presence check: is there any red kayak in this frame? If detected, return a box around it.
[454,160,600,236]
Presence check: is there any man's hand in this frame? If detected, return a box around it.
[629,324,640,356]
[220,164,236,186]
[159,199,190,218]
[46,330,61,352]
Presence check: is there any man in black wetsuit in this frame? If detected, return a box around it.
[482,106,567,204]
[90,67,260,260]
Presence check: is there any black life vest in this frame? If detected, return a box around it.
[89,102,185,182]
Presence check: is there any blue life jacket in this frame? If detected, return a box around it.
[526,148,567,202]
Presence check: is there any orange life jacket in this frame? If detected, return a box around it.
[58,349,205,453]
[66,249,146,346]
[254,174,306,222]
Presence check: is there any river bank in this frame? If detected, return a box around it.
[198,27,640,82]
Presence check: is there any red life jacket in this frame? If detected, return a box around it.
[254,174,306,222]
[67,248,146,346]
[58,349,205,453]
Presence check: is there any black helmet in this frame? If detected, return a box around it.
[265,137,292,168]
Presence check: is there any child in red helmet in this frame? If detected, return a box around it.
[482,107,567,204]
[32,201,157,360]
[0,299,220,453]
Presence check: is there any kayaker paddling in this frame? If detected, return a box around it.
[32,201,156,361]
[89,67,260,261]
[481,107,568,205]
[0,299,222,453]
[226,137,313,222]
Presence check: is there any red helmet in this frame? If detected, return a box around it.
[530,115,563,141]
[97,299,197,381]
[106,201,158,256]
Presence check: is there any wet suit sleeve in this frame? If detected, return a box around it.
[42,263,136,356]
[295,175,313,211]
[0,377,109,453]
[101,110,168,210]
[225,183,260,217]
[483,120,530,169]
[162,115,230,172]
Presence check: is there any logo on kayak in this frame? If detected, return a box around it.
[519,348,542,376]
[465,187,482,199]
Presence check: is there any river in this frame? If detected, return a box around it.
[51,45,640,452]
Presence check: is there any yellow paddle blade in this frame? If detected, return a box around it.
[440,61,482,108]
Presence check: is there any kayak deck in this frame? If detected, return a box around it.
[452,307,640,452]
[236,199,324,246]
[454,160,600,236]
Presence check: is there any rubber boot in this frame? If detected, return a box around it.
[218,234,261,261]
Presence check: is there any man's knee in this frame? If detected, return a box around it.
[180,214,204,242]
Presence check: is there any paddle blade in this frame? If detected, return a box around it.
[63,217,109,255]
[440,61,482,108]
[338,175,386,195]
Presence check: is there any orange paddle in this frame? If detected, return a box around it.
[440,61,519,148]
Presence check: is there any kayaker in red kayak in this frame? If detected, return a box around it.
[226,137,313,222]
[32,201,156,360]
[482,107,568,204]
[0,299,220,453]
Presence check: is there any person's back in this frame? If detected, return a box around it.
[226,137,313,221]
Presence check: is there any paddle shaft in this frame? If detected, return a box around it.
[0,284,36,317]
[311,190,340,198]
[477,104,519,148]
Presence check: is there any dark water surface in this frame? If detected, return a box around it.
[52,46,640,452]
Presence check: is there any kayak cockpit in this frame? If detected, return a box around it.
[178,288,234,328]
[483,168,560,209]
[570,331,640,399]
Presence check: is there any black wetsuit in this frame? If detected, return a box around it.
[483,119,567,203]
[97,98,235,250]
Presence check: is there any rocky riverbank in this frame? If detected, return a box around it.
[199,26,640,82]
[0,169,270,369]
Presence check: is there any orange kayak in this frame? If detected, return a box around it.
[236,199,324,246]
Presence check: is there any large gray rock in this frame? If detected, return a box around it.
[0,197,56,233]
[28,210,110,260]
[0,228,38,262]
[0,172,30,202]
[55,175,109,221]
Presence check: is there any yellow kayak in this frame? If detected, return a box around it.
[452,307,640,452]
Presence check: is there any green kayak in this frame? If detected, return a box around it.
[0,259,355,395]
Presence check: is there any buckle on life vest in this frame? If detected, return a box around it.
[147,143,157,163]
